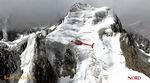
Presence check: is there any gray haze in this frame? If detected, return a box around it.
[0,0,78,30]
[0,0,150,38]
[84,0,150,38]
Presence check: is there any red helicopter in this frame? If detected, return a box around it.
[71,40,94,48]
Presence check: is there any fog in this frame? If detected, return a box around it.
[0,0,150,38]
[84,0,150,38]
[84,0,150,33]
[0,0,78,30]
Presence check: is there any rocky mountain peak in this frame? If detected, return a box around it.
[0,3,150,83]
[70,3,92,12]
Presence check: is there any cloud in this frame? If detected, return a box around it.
[0,0,77,30]
[83,0,150,38]
[0,0,150,35]
[83,0,150,25]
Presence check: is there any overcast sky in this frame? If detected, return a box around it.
[0,0,77,30]
[84,0,150,38]
[0,0,150,37]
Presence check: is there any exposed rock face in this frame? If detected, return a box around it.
[93,10,107,24]
[120,32,150,77]
[129,33,150,53]
[34,57,58,83]
[0,49,17,80]
[33,32,77,83]
[70,3,91,12]
[0,40,27,83]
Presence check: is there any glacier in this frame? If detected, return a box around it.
[52,4,150,83]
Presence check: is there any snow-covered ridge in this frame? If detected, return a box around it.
[47,4,115,44]
[18,33,37,83]
[46,3,150,83]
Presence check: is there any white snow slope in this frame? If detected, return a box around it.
[46,4,150,83]
[18,33,38,83]
[16,4,150,83]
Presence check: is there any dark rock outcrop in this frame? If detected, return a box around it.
[93,11,107,24]
[70,3,91,12]
[0,41,27,83]
[120,32,150,77]
[32,33,77,83]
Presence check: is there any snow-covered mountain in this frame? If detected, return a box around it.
[0,3,150,83]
